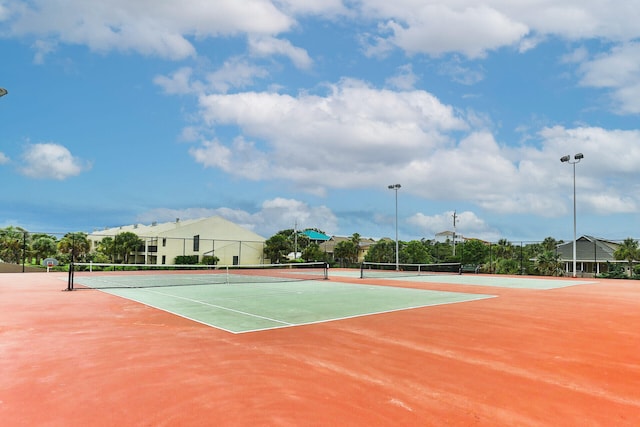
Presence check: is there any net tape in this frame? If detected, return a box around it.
[360,261,461,279]
[68,262,328,290]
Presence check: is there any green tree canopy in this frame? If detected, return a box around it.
[399,240,432,264]
[58,232,91,262]
[364,239,396,263]
[614,237,639,277]
[0,226,27,264]
[31,234,58,265]
[113,232,144,263]
[264,234,292,263]
[302,242,327,263]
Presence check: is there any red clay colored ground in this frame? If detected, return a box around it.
[1,271,639,426]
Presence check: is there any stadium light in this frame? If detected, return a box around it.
[388,184,401,271]
[560,153,584,277]
[0,88,7,98]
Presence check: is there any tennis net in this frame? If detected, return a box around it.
[68,261,329,290]
[360,261,461,279]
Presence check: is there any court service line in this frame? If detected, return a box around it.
[146,288,295,326]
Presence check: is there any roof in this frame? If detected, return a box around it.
[556,235,620,262]
[302,229,331,241]
[89,216,266,242]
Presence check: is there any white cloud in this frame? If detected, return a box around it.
[0,152,9,164]
[276,0,348,16]
[5,0,293,60]
[206,57,270,93]
[385,64,418,90]
[20,143,90,180]
[361,3,529,58]
[187,75,640,219]
[408,210,499,241]
[137,197,339,237]
[193,78,467,190]
[577,42,640,114]
[248,36,313,69]
[153,67,200,95]
[360,1,640,58]
[189,136,270,180]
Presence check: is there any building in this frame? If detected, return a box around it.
[556,235,625,277]
[88,216,266,266]
[319,236,377,264]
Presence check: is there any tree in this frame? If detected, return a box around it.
[540,236,559,252]
[302,243,326,262]
[58,232,91,262]
[0,226,27,264]
[349,233,361,262]
[31,234,58,265]
[334,240,357,267]
[113,232,144,263]
[364,239,395,263]
[494,238,513,259]
[400,240,432,264]
[495,258,520,274]
[264,234,292,263]
[459,240,488,265]
[535,250,562,276]
[97,237,117,262]
[614,238,639,277]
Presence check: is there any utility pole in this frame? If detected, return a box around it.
[452,210,457,256]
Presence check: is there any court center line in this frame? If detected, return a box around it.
[146,288,295,326]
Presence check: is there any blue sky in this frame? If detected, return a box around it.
[2,0,640,243]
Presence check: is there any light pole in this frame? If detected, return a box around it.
[388,184,401,271]
[561,153,584,277]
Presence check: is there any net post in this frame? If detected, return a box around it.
[324,262,329,280]
[66,262,75,291]
[360,262,364,279]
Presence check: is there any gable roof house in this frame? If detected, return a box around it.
[556,235,624,277]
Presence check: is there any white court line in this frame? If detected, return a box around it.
[146,288,295,326]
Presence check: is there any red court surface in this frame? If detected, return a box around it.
[2,271,640,426]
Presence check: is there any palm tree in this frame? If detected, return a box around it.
[58,232,91,262]
[31,235,58,265]
[614,238,639,277]
[536,250,562,276]
[541,236,559,252]
[494,238,513,259]
[350,233,361,263]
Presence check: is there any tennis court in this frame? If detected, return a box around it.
[73,274,494,333]
[338,267,594,290]
[3,269,640,426]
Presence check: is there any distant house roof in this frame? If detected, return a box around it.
[302,229,331,241]
[556,235,620,262]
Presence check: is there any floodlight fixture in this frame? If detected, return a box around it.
[0,88,7,98]
[560,153,584,277]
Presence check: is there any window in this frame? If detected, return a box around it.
[193,235,200,252]
[162,238,167,247]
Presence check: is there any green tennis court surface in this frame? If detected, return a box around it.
[75,277,494,333]
[334,270,594,289]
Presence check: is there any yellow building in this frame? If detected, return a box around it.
[88,216,266,266]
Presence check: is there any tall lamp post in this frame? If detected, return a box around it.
[388,184,401,271]
[560,153,584,278]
